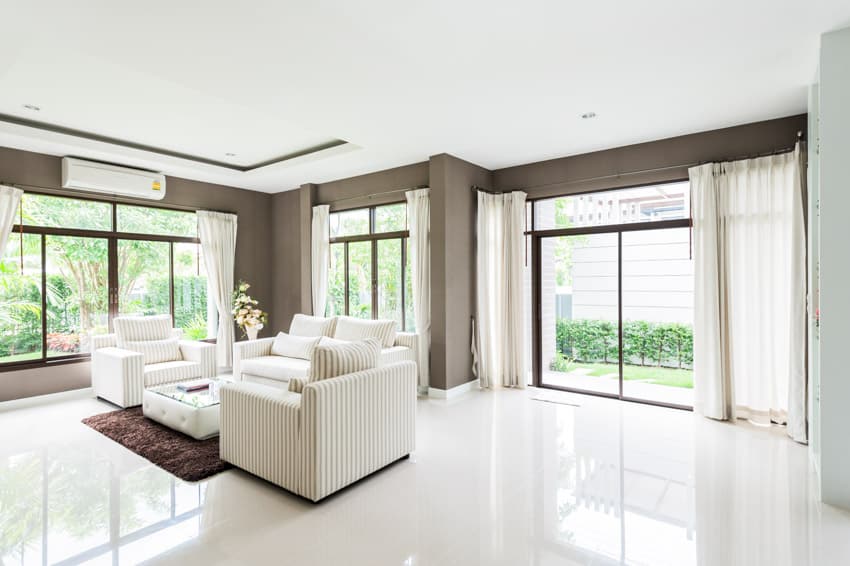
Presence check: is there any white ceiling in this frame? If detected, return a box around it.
[1,0,848,193]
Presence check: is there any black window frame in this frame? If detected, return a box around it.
[328,203,411,330]
[0,190,206,372]
[526,179,695,411]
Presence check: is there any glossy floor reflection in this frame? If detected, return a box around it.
[1,388,849,565]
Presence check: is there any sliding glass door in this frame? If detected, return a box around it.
[540,233,620,396]
[621,228,694,406]
[530,182,694,409]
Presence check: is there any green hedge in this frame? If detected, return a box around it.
[556,318,693,369]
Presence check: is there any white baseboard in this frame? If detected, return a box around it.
[428,379,480,400]
[0,387,94,412]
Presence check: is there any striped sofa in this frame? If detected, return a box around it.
[91,315,217,408]
[220,360,417,502]
[232,321,418,388]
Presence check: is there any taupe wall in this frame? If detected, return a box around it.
[495,115,806,197]
[0,147,274,401]
[429,154,491,390]
[1,114,807,400]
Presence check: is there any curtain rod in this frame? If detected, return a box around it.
[1,181,234,215]
[324,184,429,205]
[476,133,802,194]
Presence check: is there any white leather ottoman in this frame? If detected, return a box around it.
[142,379,222,440]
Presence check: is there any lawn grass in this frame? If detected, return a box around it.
[0,351,41,363]
[572,362,693,389]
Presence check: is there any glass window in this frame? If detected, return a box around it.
[377,239,403,328]
[117,205,197,238]
[347,241,372,318]
[533,181,690,230]
[22,193,112,231]
[330,208,370,237]
[375,203,406,233]
[0,233,43,363]
[328,243,346,317]
[173,242,212,339]
[1,192,216,368]
[118,240,171,317]
[45,235,108,356]
[326,203,412,328]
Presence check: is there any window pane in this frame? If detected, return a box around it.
[534,181,690,230]
[375,203,406,233]
[117,205,197,238]
[45,236,108,356]
[173,242,214,339]
[330,209,369,237]
[622,227,694,407]
[347,241,372,318]
[118,240,170,317]
[0,233,43,363]
[404,238,414,332]
[377,239,403,329]
[541,233,620,394]
[328,243,346,316]
[22,193,112,231]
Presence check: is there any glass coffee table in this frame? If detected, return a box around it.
[142,378,225,440]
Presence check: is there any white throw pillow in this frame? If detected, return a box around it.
[289,314,336,337]
[333,316,396,348]
[309,338,381,382]
[123,337,181,364]
[271,332,321,360]
[318,336,349,347]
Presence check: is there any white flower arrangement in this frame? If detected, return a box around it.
[232,281,268,337]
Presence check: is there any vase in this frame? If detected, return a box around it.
[245,326,259,341]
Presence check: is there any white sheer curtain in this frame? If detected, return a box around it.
[311,204,330,317]
[476,190,527,389]
[198,210,238,368]
[406,189,431,392]
[0,186,23,254]
[690,146,807,442]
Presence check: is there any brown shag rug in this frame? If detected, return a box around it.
[82,407,232,482]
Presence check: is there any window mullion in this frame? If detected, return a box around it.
[344,242,350,316]
[40,235,46,362]
[371,239,378,319]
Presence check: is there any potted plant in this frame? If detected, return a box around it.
[232,282,267,340]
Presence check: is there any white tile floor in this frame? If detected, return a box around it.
[1,388,849,566]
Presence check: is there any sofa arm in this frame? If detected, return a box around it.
[301,361,416,501]
[91,333,117,352]
[394,332,418,350]
[179,340,217,378]
[232,338,275,381]
[219,382,302,490]
[91,347,145,407]
[288,377,306,394]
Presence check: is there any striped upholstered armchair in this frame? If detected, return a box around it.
[220,339,416,502]
[91,315,217,408]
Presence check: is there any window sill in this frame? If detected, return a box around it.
[0,355,91,374]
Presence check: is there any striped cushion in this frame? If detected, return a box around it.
[114,315,172,345]
[123,337,182,364]
[309,338,381,382]
[289,314,336,337]
[270,332,321,360]
[333,316,397,348]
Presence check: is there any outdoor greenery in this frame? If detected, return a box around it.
[327,203,413,330]
[555,318,693,369]
[0,195,209,364]
[552,318,694,389]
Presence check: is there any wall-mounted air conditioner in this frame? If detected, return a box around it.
[61,157,166,200]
